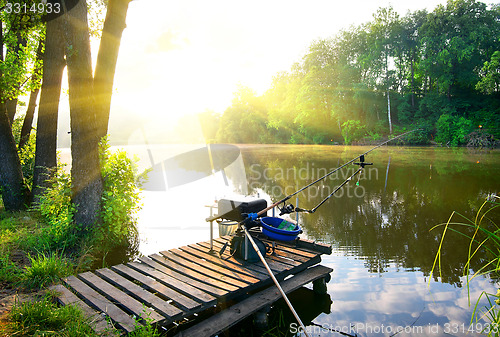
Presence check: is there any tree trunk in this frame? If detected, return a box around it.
[0,20,28,210]
[410,52,415,109]
[19,41,45,150]
[0,108,28,210]
[32,15,66,204]
[94,0,131,140]
[386,51,392,134]
[387,90,392,134]
[63,0,103,228]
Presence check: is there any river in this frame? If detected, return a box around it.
[126,144,500,336]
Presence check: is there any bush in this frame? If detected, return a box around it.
[95,140,142,256]
[33,139,142,263]
[341,120,366,145]
[34,167,78,252]
[0,117,37,198]
[403,119,433,145]
[435,114,474,146]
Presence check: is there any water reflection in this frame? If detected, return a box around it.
[129,144,499,336]
[223,287,333,337]
[241,145,500,286]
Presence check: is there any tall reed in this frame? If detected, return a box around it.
[431,195,500,335]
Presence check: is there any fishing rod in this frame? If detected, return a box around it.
[250,129,417,218]
[240,225,311,337]
[295,165,364,214]
[224,129,417,336]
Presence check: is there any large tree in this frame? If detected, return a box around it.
[32,14,65,203]
[62,0,131,228]
[94,0,131,141]
[0,4,42,210]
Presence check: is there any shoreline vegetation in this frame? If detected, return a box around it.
[190,1,500,149]
[0,141,146,336]
[431,195,500,336]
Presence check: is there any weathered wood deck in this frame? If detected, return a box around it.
[50,233,333,336]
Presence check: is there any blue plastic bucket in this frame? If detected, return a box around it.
[260,217,301,241]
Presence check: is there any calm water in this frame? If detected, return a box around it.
[129,144,500,336]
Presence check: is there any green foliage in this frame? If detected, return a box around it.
[435,114,474,146]
[8,296,98,336]
[0,2,44,101]
[476,51,500,94]
[341,120,366,145]
[21,252,73,290]
[33,140,142,262]
[129,309,162,337]
[212,0,500,146]
[35,167,77,252]
[216,86,272,143]
[402,119,433,144]
[96,140,141,255]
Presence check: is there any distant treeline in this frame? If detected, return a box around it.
[202,0,500,146]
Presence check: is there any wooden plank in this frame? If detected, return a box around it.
[138,256,229,297]
[210,238,322,282]
[264,244,313,263]
[195,241,271,276]
[95,268,183,320]
[174,265,334,337]
[168,247,263,284]
[127,261,217,305]
[295,238,332,255]
[78,271,165,324]
[148,253,242,292]
[255,237,319,259]
[179,244,268,281]
[49,284,114,334]
[111,264,200,312]
[207,239,290,272]
[212,238,294,272]
[272,249,310,263]
[225,233,332,255]
[160,250,252,288]
[63,275,137,334]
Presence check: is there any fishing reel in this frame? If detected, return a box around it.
[278,202,295,215]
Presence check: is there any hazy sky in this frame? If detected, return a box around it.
[103,0,452,143]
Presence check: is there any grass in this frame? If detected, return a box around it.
[6,295,97,336]
[0,208,161,336]
[0,135,146,335]
[21,252,74,290]
[1,294,163,337]
[431,194,500,335]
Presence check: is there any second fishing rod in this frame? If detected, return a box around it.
[246,129,417,218]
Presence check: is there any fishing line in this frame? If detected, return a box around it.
[283,129,416,203]
[295,167,362,214]
[222,130,418,335]
[248,129,418,218]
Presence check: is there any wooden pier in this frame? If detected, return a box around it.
[51,233,333,336]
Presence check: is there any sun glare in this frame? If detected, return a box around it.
[105,0,450,146]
